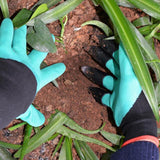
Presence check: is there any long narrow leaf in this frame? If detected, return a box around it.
[65,137,73,160]
[0,147,15,160]
[100,130,123,145]
[0,0,9,18]
[78,140,99,160]
[57,125,116,152]
[73,140,85,160]
[128,0,160,20]
[129,22,160,81]
[81,20,113,36]
[65,116,105,134]
[20,124,33,160]
[52,136,64,158]
[98,0,159,120]
[14,112,67,158]
[27,0,84,26]
[0,141,21,150]
[31,0,61,10]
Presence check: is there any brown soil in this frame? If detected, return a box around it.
[0,0,159,160]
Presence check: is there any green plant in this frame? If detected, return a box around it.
[83,0,160,121]
[0,111,122,159]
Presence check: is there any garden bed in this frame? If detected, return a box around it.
[0,0,159,159]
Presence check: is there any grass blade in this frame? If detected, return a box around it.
[0,147,15,160]
[19,124,33,160]
[52,136,64,158]
[0,141,21,150]
[115,0,134,8]
[27,0,84,26]
[14,112,67,158]
[81,20,113,36]
[73,140,85,160]
[100,130,123,145]
[0,0,9,18]
[59,138,67,160]
[132,16,152,27]
[8,122,26,131]
[98,0,159,121]
[128,0,160,20]
[65,116,105,134]
[31,0,61,10]
[78,141,99,160]
[65,137,73,160]
[130,22,160,81]
[57,125,116,152]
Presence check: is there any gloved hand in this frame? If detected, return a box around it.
[0,18,66,127]
[82,41,142,126]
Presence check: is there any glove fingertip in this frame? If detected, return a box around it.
[101,93,111,108]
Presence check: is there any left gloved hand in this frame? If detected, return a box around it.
[0,18,66,127]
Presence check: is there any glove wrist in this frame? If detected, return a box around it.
[120,91,157,142]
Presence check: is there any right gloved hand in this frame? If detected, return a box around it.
[82,42,142,126]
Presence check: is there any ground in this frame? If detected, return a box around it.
[0,0,159,159]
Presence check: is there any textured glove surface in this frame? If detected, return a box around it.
[0,19,66,127]
[82,42,142,126]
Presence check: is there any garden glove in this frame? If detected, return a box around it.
[81,40,157,141]
[0,18,66,128]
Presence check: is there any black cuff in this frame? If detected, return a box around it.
[120,91,157,141]
[0,58,37,129]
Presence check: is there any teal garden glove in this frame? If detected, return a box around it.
[0,18,66,127]
[81,41,142,126]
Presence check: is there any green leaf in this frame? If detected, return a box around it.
[64,137,73,160]
[14,112,67,158]
[20,124,33,160]
[65,116,105,134]
[57,125,116,152]
[76,140,99,160]
[0,141,21,150]
[100,130,123,145]
[128,0,160,20]
[59,138,67,160]
[31,0,61,10]
[138,23,158,36]
[8,122,26,131]
[98,0,159,121]
[73,140,85,160]
[30,3,48,20]
[52,136,64,158]
[0,0,9,18]
[0,147,15,160]
[27,0,84,25]
[27,19,57,53]
[115,0,135,8]
[81,20,113,37]
[12,9,33,28]
[155,82,160,106]
[132,16,152,27]
[130,22,160,81]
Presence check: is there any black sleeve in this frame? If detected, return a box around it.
[0,58,37,129]
[111,141,159,160]
[111,91,159,160]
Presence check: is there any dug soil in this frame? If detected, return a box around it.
[0,0,159,159]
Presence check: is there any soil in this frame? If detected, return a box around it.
[0,0,159,160]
